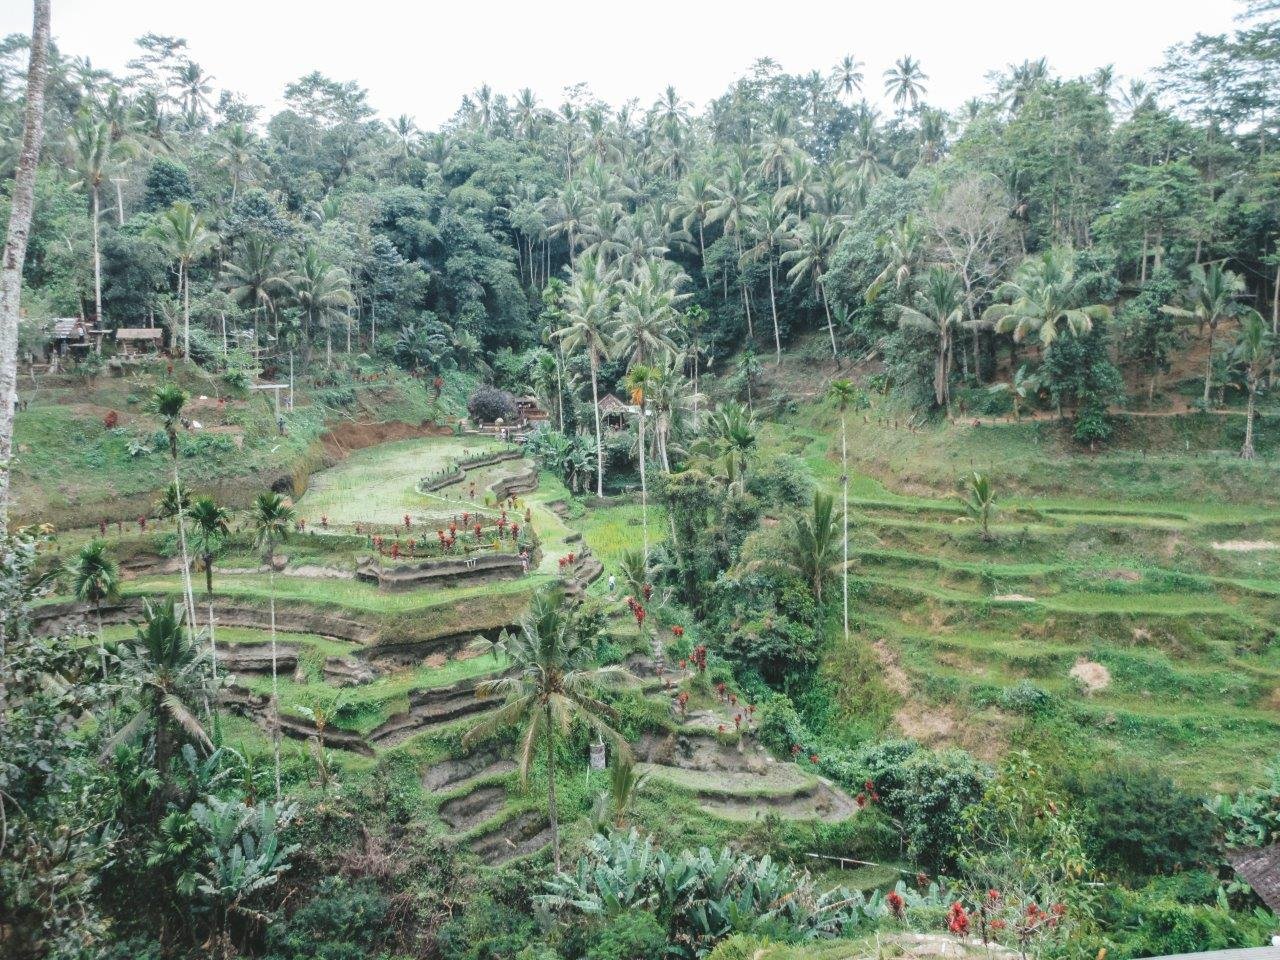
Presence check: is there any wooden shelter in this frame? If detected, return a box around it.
[516,395,548,423]
[1229,843,1280,914]
[115,327,164,355]
[597,393,635,430]
[51,318,101,357]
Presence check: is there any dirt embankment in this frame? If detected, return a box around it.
[320,420,453,461]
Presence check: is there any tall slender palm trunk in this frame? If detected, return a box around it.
[91,184,102,324]
[638,398,648,564]
[590,351,604,498]
[0,0,52,532]
[269,563,281,801]
[1243,383,1258,460]
[181,261,191,361]
[546,706,560,871]
[822,289,838,362]
[841,413,849,646]
[768,260,781,365]
[1203,325,1216,406]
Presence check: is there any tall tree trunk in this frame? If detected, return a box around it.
[91,184,102,324]
[181,260,190,361]
[841,412,849,647]
[1242,382,1257,460]
[822,289,838,362]
[0,0,52,532]
[638,396,648,564]
[590,351,604,498]
[269,563,281,801]
[1204,325,1215,407]
[768,260,781,365]
[698,222,708,288]
[205,554,213,594]
[546,706,560,872]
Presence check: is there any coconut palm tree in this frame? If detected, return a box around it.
[781,214,842,361]
[252,491,295,800]
[152,201,216,360]
[742,200,793,364]
[552,256,617,497]
[982,248,1112,355]
[213,123,263,201]
[625,364,656,564]
[669,170,716,285]
[706,160,760,339]
[1161,262,1247,407]
[884,56,929,112]
[616,261,682,367]
[866,218,924,303]
[832,55,865,101]
[68,539,119,644]
[222,235,294,343]
[148,384,198,634]
[786,492,841,604]
[897,266,965,412]
[1232,309,1273,459]
[292,246,355,367]
[828,380,860,646]
[463,588,634,871]
[961,472,997,540]
[189,496,231,595]
[104,601,214,800]
[66,113,124,325]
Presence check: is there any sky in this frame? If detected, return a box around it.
[0,0,1245,126]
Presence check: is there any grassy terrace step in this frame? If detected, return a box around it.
[635,761,821,799]
[861,572,1272,623]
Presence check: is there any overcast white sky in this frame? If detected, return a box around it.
[0,0,1245,125]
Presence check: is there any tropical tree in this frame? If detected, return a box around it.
[463,588,634,871]
[1232,309,1273,459]
[148,384,198,635]
[222,236,294,344]
[0,0,51,529]
[68,540,119,641]
[866,218,924,303]
[67,113,125,325]
[189,496,231,594]
[213,123,263,201]
[625,364,656,563]
[884,56,929,112]
[251,491,296,800]
[1161,262,1247,406]
[552,257,617,497]
[828,380,861,645]
[961,472,997,540]
[785,491,841,603]
[742,200,793,364]
[104,601,214,800]
[604,755,649,828]
[152,200,216,360]
[781,214,842,361]
[983,248,1112,354]
[832,55,865,101]
[897,266,965,411]
[292,246,355,366]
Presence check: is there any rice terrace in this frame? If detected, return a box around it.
[2,1,1280,958]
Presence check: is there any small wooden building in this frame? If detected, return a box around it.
[115,328,165,355]
[51,318,97,357]
[516,395,548,423]
[597,393,635,430]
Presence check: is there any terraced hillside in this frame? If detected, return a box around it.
[762,395,1280,791]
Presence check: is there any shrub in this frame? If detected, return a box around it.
[102,410,119,429]
[583,910,667,960]
[468,385,517,424]
[263,877,389,960]
[1073,769,1216,879]
[999,679,1054,715]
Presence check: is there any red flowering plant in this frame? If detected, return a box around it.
[954,754,1085,950]
[690,645,707,672]
[885,889,905,919]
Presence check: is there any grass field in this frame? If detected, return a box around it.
[759,396,1280,791]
